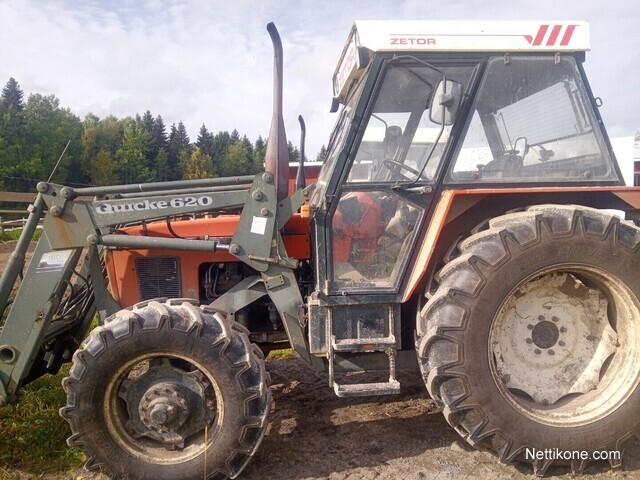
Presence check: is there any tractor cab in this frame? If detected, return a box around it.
[312,20,621,295]
[308,21,624,396]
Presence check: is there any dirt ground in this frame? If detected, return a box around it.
[1,240,639,480]
[245,357,640,480]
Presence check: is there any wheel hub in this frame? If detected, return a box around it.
[118,358,217,449]
[531,320,559,349]
[139,382,189,432]
[492,272,618,405]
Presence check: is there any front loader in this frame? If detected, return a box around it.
[2,20,640,479]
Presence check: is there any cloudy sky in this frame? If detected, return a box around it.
[0,0,638,158]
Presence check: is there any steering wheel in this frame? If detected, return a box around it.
[383,159,421,181]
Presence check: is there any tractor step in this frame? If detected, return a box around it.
[334,379,401,398]
[328,322,400,397]
[332,335,396,352]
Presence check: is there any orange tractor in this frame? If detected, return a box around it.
[1,21,639,479]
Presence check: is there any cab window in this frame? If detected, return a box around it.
[450,56,617,183]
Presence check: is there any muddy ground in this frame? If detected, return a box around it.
[1,240,639,479]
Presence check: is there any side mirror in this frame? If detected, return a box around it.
[429,80,463,126]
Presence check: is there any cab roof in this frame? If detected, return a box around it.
[333,21,590,102]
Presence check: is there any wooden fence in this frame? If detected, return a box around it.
[0,191,37,234]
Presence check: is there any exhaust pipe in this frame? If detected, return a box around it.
[296,115,306,190]
[265,22,289,202]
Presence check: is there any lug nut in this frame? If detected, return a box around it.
[548,349,555,355]
[538,315,545,321]
[534,349,541,354]
[526,338,533,344]
[558,340,566,347]
[527,324,534,330]
[552,316,559,322]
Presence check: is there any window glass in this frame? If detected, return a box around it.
[347,64,474,184]
[451,56,617,182]
[312,79,365,205]
[332,190,420,289]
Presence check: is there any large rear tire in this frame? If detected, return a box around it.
[60,299,270,479]
[416,205,640,475]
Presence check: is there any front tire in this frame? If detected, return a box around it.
[60,299,270,479]
[417,205,640,475]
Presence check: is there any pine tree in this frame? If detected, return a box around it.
[211,131,232,175]
[315,144,328,163]
[168,121,190,180]
[1,77,24,112]
[0,77,26,154]
[153,115,168,152]
[287,140,299,163]
[155,147,170,182]
[196,124,214,157]
[253,135,266,173]
[141,110,154,132]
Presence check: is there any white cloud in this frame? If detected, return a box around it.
[0,0,638,159]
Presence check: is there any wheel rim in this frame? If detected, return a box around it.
[489,266,640,426]
[104,352,223,464]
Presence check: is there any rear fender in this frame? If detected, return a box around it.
[404,186,640,302]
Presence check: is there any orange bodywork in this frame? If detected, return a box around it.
[105,214,311,308]
[403,186,640,302]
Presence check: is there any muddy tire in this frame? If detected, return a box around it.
[60,299,270,480]
[416,205,640,475]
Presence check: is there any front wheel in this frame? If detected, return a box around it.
[417,205,640,475]
[60,299,270,479]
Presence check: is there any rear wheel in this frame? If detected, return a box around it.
[416,205,640,475]
[60,299,270,479]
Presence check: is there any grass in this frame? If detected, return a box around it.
[0,366,85,475]
[0,228,41,244]
[267,348,295,360]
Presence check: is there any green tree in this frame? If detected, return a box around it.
[168,121,190,180]
[253,135,266,173]
[315,144,328,163]
[0,77,26,177]
[116,121,154,184]
[81,114,124,185]
[287,140,299,163]
[183,147,212,179]
[219,140,251,177]
[89,148,117,185]
[196,124,215,158]
[1,77,24,112]
[18,93,83,189]
[153,115,168,154]
[155,147,171,182]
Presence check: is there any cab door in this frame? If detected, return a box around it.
[309,59,477,354]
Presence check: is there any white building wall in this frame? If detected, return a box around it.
[610,136,635,186]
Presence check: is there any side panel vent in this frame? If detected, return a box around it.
[135,256,181,300]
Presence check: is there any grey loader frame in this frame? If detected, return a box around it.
[0,172,315,406]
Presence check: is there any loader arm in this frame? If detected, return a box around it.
[0,173,314,406]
